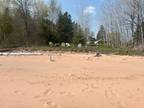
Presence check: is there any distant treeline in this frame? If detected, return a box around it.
[0,0,96,48]
[99,0,144,49]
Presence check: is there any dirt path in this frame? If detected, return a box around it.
[0,53,144,108]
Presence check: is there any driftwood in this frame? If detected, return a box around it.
[0,52,43,56]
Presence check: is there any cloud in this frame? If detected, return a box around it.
[84,6,96,15]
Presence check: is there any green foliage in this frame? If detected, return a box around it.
[0,1,90,48]
[19,45,144,56]
[39,17,58,44]
[88,36,96,44]
[97,25,106,42]
[107,31,121,47]
[73,28,86,45]
[57,12,74,43]
[0,8,13,41]
[39,11,75,45]
[72,23,86,45]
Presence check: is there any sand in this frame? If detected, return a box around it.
[0,53,144,108]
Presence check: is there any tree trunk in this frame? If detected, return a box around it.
[141,25,144,45]
[24,19,30,46]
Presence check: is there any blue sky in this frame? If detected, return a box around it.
[45,0,104,34]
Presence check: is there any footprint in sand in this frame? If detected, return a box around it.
[43,89,52,96]
[44,101,61,108]
[14,90,25,95]
[81,84,89,92]
[81,83,99,92]
[34,89,53,103]
[104,90,108,98]
[34,95,41,99]
[59,91,66,95]
[40,99,61,108]
[91,83,99,89]
[14,90,19,94]
[104,87,115,99]
[105,87,126,108]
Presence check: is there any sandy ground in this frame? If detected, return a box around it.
[0,53,144,108]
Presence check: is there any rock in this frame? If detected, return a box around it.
[66,43,70,47]
[86,41,90,45]
[78,43,82,48]
[49,42,53,47]
[61,42,66,47]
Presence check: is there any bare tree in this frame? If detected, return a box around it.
[101,0,123,47]
[12,0,35,46]
[48,0,61,24]
[77,1,94,41]
[101,0,144,47]
[34,0,48,19]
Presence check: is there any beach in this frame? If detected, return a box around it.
[0,53,144,108]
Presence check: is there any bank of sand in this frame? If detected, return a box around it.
[0,53,144,108]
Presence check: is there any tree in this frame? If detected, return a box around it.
[34,0,49,20]
[97,25,106,43]
[102,0,144,47]
[134,24,142,45]
[107,31,121,47]
[101,0,123,47]
[12,0,35,46]
[0,8,13,42]
[39,17,58,44]
[88,32,96,44]
[48,0,61,24]
[57,12,74,43]
[73,23,86,45]
[77,2,94,41]
[0,0,90,48]
[36,0,61,45]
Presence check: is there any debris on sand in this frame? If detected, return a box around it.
[94,52,102,57]
[49,55,55,62]
[48,52,55,62]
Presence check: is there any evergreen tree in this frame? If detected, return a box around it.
[39,17,58,44]
[97,25,106,43]
[57,12,73,43]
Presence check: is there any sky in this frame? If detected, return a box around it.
[45,0,104,35]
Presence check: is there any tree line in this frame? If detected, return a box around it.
[96,0,144,49]
[0,0,90,48]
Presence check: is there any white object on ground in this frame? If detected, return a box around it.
[61,42,66,47]
[49,42,53,46]
[78,44,82,48]
[94,39,102,45]
[86,41,90,45]
[0,52,43,56]
[66,43,70,47]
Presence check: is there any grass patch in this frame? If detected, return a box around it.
[4,45,144,56]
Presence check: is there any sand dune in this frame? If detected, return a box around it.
[0,53,144,108]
